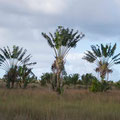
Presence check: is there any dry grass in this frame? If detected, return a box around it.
[0,88,120,120]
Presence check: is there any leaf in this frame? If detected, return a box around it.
[110,43,116,57]
[42,33,54,48]
[112,53,120,60]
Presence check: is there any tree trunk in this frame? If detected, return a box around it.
[56,71,60,90]
[11,81,14,88]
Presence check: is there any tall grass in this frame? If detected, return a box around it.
[0,88,120,120]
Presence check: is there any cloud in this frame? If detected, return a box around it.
[25,0,67,14]
[66,53,95,75]
[0,0,67,15]
[0,0,120,36]
[0,0,120,81]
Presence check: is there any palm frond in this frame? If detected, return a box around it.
[83,52,96,63]
[91,45,101,57]
[42,33,54,48]
[110,43,116,57]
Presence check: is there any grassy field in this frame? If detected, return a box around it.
[0,88,120,120]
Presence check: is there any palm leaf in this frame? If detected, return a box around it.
[110,43,116,57]
[42,33,54,48]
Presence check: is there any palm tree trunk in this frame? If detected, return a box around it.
[11,81,14,88]
[56,71,60,89]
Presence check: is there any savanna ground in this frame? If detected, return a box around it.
[0,82,120,120]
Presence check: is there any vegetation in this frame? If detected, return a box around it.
[0,45,36,88]
[81,73,97,89]
[39,72,113,92]
[64,74,80,87]
[42,26,84,94]
[115,80,120,89]
[1,26,120,119]
[90,79,111,92]
[17,65,37,88]
[40,72,52,86]
[0,89,120,120]
[83,43,120,81]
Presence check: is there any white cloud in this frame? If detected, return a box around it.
[66,53,95,76]
[25,0,67,14]
[0,0,67,15]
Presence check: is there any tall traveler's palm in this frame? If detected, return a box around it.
[42,26,84,92]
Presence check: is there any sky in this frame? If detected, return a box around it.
[0,0,120,81]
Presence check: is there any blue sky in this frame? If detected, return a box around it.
[0,0,120,81]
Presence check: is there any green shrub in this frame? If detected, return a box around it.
[90,80,111,92]
[90,79,101,92]
[63,74,80,87]
[57,87,64,94]
[101,80,111,91]
[115,80,120,89]
[81,73,97,89]
[40,73,52,86]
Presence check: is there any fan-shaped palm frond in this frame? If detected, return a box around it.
[42,26,85,59]
[2,46,37,88]
[0,46,36,72]
[83,43,120,80]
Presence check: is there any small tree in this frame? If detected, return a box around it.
[18,65,36,88]
[64,74,80,87]
[90,79,111,92]
[0,46,36,88]
[70,74,80,87]
[81,73,97,89]
[40,73,52,86]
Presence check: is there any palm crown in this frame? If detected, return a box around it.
[42,26,85,59]
[83,43,120,80]
[0,45,36,72]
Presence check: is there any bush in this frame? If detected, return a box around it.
[57,87,64,94]
[81,73,97,89]
[40,73,52,86]
[63,74,80,87]
[90,79,111,92]
[115,80,120,89]
[90,79,101,92]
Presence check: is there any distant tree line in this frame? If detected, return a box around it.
[40,72,120,92]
